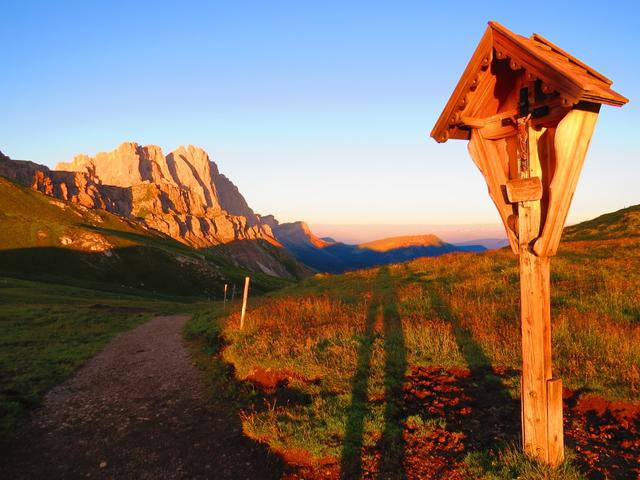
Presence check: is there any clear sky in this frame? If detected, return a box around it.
[1,0,638,234]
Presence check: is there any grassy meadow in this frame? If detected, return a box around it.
[187,234,640,478]
[0,276,218,445]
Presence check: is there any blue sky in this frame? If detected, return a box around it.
[1,0,638,236]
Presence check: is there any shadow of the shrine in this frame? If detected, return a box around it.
[339,265,522,479]
[340,266,408,480]
[400,286,521,476]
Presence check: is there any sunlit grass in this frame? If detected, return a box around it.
[186,236,640,475]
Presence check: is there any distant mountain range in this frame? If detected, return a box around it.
[0,143,486,277]
[262,220,485,273]
[453,238,509,250]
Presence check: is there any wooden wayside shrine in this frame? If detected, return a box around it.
[431,21,627,466]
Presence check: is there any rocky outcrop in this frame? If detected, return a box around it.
[210,163,259,226]
[0,144,311,279]
[55,142,281,247]
[271,220,332,249]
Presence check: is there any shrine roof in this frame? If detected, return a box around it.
[431,21,628,143]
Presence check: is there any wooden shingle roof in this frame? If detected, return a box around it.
[431,21,628,143]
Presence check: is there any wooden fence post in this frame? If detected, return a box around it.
[223,283,228,310]
[240,276,250,329]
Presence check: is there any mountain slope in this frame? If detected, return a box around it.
[0,144,311,279]
[0,176,289,296]
[563,204,640,241]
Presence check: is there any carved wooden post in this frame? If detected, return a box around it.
[431,21,627,466]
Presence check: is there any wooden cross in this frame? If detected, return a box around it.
[431,21,627,465]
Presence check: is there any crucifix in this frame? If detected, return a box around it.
[431,21,627,465]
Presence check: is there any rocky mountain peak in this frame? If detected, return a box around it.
[273,221,330,249]
[57,142,226,213]
[0,143,314,277]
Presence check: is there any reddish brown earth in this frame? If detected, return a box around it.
[0,315,283,479]
[565,392,640,479]
[281,366,640,480]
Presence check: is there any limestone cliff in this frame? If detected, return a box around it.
[210,162,259,226]
[53,142,273,247]
[0,144,311,279]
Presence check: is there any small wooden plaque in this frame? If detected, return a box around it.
[506,177,543,203]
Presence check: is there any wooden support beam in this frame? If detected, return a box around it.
[459,99,568,133]
[517,116,562,466]
[468,131,519,253]
[533,105,600,256]
[519,252,553,462]
[547,378,565,466]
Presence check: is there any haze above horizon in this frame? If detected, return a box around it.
[2,0,638,229]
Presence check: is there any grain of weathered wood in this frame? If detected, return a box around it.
[519,252,551,461]
[507,177,542,203]
[547,378,565,466]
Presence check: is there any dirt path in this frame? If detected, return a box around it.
[1,315,283,479]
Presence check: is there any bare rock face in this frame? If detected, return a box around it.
[210,162,259,226]
[0,144,309,279]
[53,142,276,247]
[273,221,331,249]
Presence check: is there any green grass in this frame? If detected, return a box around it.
[563,203,640,241]
[0,276,214,445]
[465,445,584,479]
[183,233,639,478]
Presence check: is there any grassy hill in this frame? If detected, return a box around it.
[563,204,640,241]
[0,176,289,297]
[187,208,640,479]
